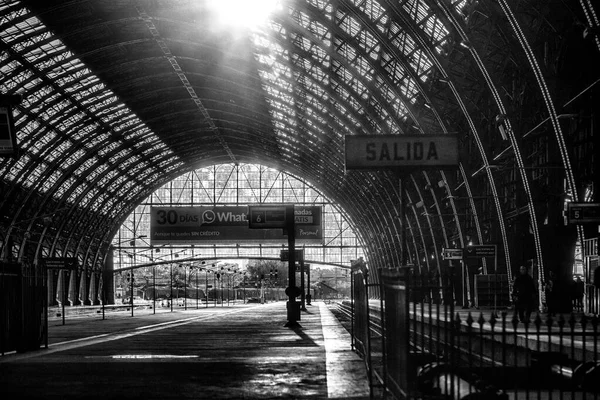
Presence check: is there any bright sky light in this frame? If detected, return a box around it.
[207,0,282,29]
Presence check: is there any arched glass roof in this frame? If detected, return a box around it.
[0,0,598,290]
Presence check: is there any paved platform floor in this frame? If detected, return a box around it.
[0,301,370,399]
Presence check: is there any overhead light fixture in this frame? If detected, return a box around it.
[495,114,509,141]
[583,26,600,40]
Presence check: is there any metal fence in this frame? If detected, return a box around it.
[351,266,600,399]
[1,261,46,355]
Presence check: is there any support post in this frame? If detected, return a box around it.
[300,254,306,311]
[306,264,311,305]
[285,205,301,328]
[130,268,134,317]
[399,178,408,266]
[61,270,66,326]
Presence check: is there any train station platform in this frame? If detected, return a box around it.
[0,301,370,400]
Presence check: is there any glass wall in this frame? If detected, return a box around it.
[112,163,364,270]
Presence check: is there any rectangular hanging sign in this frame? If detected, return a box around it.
[344,134,459,169]
[0,106,18,157]
[566,202,600,224]
[150,205,322,245]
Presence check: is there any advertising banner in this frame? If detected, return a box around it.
[150,205,322,245]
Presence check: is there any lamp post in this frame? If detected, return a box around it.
[129,268,134,317]
[226,268,230,307]
[212,265,217,307]
[184,264,187,311]
[195,266,199,310]
[205,269,209,308]
[243,272,246,304]
[170,263,173,312]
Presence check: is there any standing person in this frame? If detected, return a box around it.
[512,265,537,323]
[573,276,584,312]
[545,271,556,316]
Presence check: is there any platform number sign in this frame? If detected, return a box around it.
[248,205,288,229]
[566,203,600,225]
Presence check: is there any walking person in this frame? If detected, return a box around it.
[512,265,537,323]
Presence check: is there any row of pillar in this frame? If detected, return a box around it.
[46,269,103,306]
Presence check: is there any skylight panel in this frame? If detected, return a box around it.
[18,119,49,150]
[67,182,87,204]
[422,12,450,44]
[295,10,330,42]
[78,160,106,179]
[72,83,106,102]
[273,120,287,131]
[0,57,21,76]
[382,53,407,83]
[304,78,328,100]
[309,44,330,66]
[336,65,368,98]
[306,105,327,126]
[98,170,118,189]
[402,0,429,25]
[294,10,313,30]
[18,33,53,60]
[354,0,388,26]
[44,140,71,163]
[21,76,42,93]
[113,114,138,131]
[88,95,119,114]
[46,99,77,122]
[80,189,98,208]
[33,40,68,66]
[412,49,433,78]
[102,105,129,123]
[294,34,314,54]
[108,147,130,164]
[8,15,44,39]
[54,175,77,198]
[54,111,87,131]
[355,27,380,60]
[388,23,416,54]
[332,82,350,103]
[354,53,375,81]
[63,148,86,169]
[121,154,143,169]
[400,78,419,102]
[41,170,61,193]
[1,69,27,92]
[21,83,50,110]
[2,153,28,181]
[306,0,333,14]
[337,12,362,37]
[336,40,357,66]
[272,88,295,104]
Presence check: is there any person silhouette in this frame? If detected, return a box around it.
[512,265,536,323]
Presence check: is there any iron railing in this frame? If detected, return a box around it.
[351,266,600,399]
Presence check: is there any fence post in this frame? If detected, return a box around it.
[380,266,412,398]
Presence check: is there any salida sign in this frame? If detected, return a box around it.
[344,134,458,169]
[150,206,322,244]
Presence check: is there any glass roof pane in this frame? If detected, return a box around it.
[337,12,362,37]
